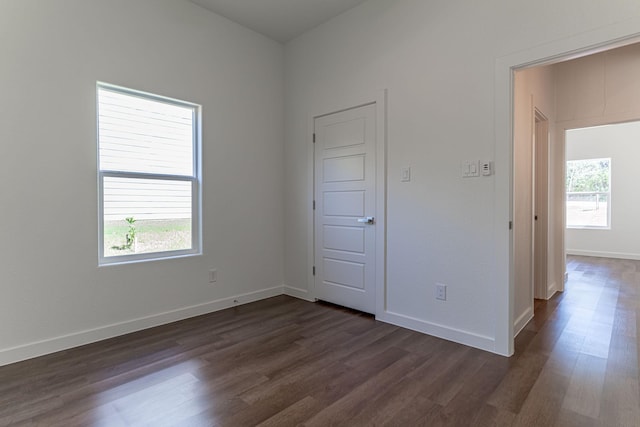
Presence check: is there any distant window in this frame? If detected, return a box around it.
[566,158,610,229]
[97,83,201,264]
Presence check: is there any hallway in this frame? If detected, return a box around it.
[509,255,640,425]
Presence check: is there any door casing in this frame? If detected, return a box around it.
[534,109,549,300]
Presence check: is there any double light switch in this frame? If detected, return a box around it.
[463,160,491,178]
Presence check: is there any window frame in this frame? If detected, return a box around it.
[565,157,611,230]
[97,82,202,265]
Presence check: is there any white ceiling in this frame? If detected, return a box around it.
[189,0,369,43]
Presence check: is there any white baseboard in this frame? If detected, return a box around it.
[566,249,640,261]
[0,286,284,367]
[283,285,314,302]
[514,306,534,337]
[538,282,558,301]
[547,281,558,299]
[2,285,513,367]
[376,310,496,354]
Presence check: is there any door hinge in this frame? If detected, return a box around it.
[509,221,513,230]
[313,200,316,210]
[313,133,316,143]
[312,266,316,276]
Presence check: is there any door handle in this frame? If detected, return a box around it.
[357,217,375,224]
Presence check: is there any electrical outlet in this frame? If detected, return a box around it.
[209,269,217,283]
[435,283,447,301]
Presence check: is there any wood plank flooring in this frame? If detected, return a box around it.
[0,255,638,426]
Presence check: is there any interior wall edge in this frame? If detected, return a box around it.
[546,282,558,300]
[513,306,534,339]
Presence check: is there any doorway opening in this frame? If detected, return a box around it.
[565,120,640,260]
[511,40,640,346]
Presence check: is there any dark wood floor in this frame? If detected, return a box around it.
[1,256,638,426]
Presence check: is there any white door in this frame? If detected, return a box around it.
[314,103,377,314]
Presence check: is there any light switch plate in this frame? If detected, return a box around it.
[462,160,480,178]
[401,166,411,182]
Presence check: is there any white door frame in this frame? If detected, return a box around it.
[495,24,640,356]
[533,108,549,301]
[307,90,387,316]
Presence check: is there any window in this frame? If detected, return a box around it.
[97,83,201,264]
[566,158,610,229]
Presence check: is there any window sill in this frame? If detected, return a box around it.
[566,226,611,230]
[98,250,202,267]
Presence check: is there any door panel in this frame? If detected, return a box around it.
[324,117,366,149]
[323,191,365,217]
[314,103,376,314]
[323,155,365,182]
[323,226,365,253]
[323,258,365,290]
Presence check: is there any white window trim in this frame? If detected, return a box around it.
[97,82,202,266]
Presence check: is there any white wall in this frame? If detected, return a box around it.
[5,0,640,365]
[0,0,284,365]
[566,122,640,259]
[283,0,640,354]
